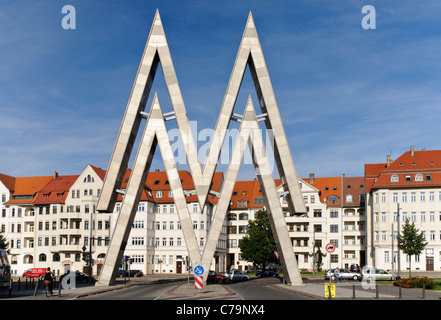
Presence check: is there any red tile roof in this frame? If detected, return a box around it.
[0,174,16,192]
[34,175,79,204]
[365,149,441,191]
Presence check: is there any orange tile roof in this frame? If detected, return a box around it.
[303,176,342,207]
[5,176,53,205]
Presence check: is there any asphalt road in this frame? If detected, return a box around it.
[79,277,313,300]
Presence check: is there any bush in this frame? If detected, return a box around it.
[393,277,435,289]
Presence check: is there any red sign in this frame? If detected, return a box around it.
[325,243,335,253]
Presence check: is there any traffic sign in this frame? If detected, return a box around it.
[194,265,204,276]
[195,275,203,289]
[325,243,335,253]
[325,282,335,298]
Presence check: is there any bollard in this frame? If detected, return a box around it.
[33,279,39,296]
[375,284,379,299]
[328,285,332,300]
[422,284,425,299]
[352,284,356,299]
[17,278,20,291]
[398,284,402,299]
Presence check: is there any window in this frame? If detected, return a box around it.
[393,193,398,203]
[313,209,322,218]
[402,192,407,202]
[381,193,386,203]
[237,200,247,207]
[390,175,399,182]
[345,195,353,203]
[154,180,160,185]
[426,174,432,181]
[239,212,248,220]
[330,225,338,233]
[420,192,426,202]
[405,175,412,182]
[415,174,423,181]
[327,195,338,204]
[330,210,338,218]
[156,191,162,198]
[254,197,264,204]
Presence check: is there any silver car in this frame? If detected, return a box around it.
[325,268,361,281]
[361,268,397,281]
[225,269,250,281]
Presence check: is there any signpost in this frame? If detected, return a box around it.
[194,265,204,291]
[325,242,336,297]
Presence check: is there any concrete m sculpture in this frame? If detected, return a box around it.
[96,10,307,286]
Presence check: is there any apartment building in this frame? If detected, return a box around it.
[365,147,441,272]
[0,166,224,276]
[226,174,366,272]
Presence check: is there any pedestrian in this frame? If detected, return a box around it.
[44,267,55,295]
[334,267,340,283]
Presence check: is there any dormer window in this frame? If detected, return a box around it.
[156,191,162,198]
[415,174,423,182]
[390,175,399,182]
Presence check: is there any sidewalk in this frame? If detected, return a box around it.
[273,281,441,300]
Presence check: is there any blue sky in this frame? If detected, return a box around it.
[1,0,441,181]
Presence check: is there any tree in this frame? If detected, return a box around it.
[397,219,427,277]
[0,234,9,250]
[315,247,324,272]
[238,209,279,270]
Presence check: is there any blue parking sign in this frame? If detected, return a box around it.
[194,265,204,276]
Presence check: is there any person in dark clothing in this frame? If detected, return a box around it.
[43,267,55,295]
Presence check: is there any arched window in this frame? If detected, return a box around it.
[83,174,94,183]
[39,254,47,262]
[52,253,60,262]
[390,175,399,182]
[239,212,249,220]
[228,213,237,220]
[327,195,339,204]
[415,173,423,181]
[345,195,353,203]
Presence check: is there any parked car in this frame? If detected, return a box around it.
[117,269,143,278]
[325,268,361,281]
[225,269,250,281]
[22,268,46,279]
[256,270,279,278]
[207,271,228,284]
[349,264,360,273]
[60,270,96,283]
[361,268,399,281]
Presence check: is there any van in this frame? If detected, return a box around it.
[23,268,46,279]
[0,250,12,295]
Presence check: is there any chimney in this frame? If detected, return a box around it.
[410,146,415,156]
[309,173,315,184]
[53,171,58,179]
[386,155,392,167]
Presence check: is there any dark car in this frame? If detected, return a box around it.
[350,264,361,273]
[60,270,96,283]
[257,270,279,278]
[207,271,228,284]
[118,269,143,278]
